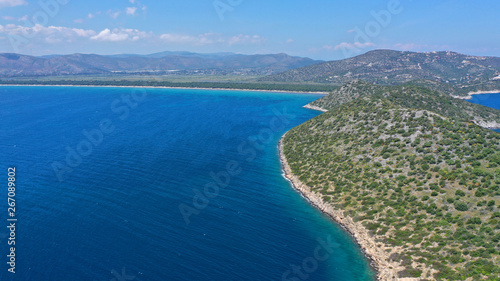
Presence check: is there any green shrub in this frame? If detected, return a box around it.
[467,217,482,225]
[490,152,500,164]
[475,190,485,197]
[454,201,469,211]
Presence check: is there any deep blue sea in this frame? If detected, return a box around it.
[468,93,500,133]
[0,86,376,281]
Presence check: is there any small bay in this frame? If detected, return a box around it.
[468,92,500,132]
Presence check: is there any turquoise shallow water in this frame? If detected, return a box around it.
[0,86,376,281]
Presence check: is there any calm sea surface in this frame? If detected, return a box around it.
[0,86,376,281]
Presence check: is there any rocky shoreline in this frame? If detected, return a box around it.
[303,104,328,112]
[279,134,417,281]
[472,120,500,129]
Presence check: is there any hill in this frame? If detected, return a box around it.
[282,82,500,280]
[262,50,500,96]
[0,52,321,77]
[307,81,500,128]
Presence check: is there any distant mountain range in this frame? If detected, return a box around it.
[3,49,500,96]
[0,52,322,77]
[261,50,500,95]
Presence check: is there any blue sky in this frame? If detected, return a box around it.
[0,0,498,60]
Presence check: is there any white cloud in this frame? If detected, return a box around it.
[331,42,375,51]
[129,0,135,3]
[126,7,137,15]
[91,28,127,41]
[108,2,145,19]
[0,24,93,37]
[2,16,16,20]
[91,28,151,42]
[286,39,294,44]
[74,19,83,23]
[0,0,27,8]
[0,22,264,49]
[71,28,96,37]
[0,23,96,44]
[17,15,27,21]
[88,13,95,19]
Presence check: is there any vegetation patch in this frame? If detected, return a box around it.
[284,82,500,280]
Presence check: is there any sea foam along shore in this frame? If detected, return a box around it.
[279,133,414,281]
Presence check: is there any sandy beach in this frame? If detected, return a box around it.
[0,84,329,95]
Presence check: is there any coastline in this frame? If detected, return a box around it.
[472,120,500,130]
[303,104,328,112]
[451,89,500,100]
[450,90,500,129]
[0,84,329,95]
[278,133,404,281]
